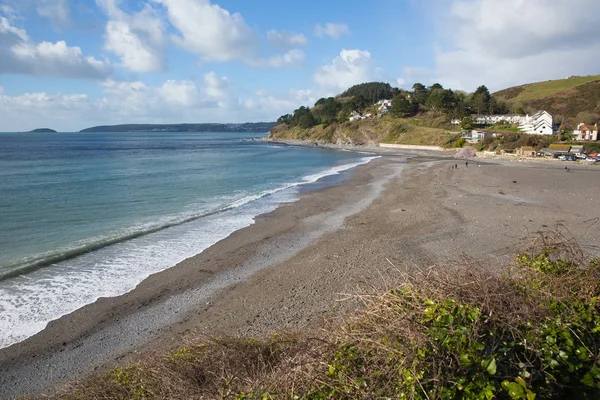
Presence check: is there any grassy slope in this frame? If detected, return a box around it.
[269,116,458,147]
[493,75,600,124]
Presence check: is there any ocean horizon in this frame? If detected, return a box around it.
[0,131,376,348]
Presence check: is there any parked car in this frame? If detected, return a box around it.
[583,157,598,163]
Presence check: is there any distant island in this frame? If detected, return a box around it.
[28,128,57,133]
[79,122,276,133]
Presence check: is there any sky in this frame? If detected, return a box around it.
[0,0,599,132]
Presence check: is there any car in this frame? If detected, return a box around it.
[583,157,597,162]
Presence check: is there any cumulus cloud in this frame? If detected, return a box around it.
[267,30,308,49]
[314,23,350,39]
[155,0,303,68]
[98,0,165,72]
[37,0,70,29]
[156,0,257,62]
[0,16,110,79]
[314,49,380,91]
[418,0,600,91]
[0,72,321,132]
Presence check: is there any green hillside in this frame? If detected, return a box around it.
[493,75,600,125]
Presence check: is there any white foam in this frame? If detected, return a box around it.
[0,156,378,349]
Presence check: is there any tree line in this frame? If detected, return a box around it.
[277,82,513,129]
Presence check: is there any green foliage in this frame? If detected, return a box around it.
[58,235,600,400]
[455,137,466,148]
[472,85,491,114]
[340,82,393,104]
[391,95,416,118]
[460,117,475,131]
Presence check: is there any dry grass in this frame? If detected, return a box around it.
[49,229,600,399]
[494,75,600,102]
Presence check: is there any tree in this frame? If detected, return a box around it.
[460,117,475,131]
[338,101,355,122]
[340,82,393,104]
[314,97,341,124]
[412,83,429,105]
[471,85,491,114]
[298,112,317,129]
[429,83,444,91]
[515,106,526,115]
[390,95,416,118]
[277,114,292,125]
[314,98,327,107]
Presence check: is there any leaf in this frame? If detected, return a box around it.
[481,357,497,375]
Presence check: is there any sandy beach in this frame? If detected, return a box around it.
[1,149,599,399]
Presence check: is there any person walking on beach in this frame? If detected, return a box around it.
[466,161,469,168]
[455,164,458,169]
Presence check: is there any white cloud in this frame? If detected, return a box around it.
[156,0,257,62]
[314,23,350,39]
[267,30,308,49]
[419,0,600,91]
[154,0,303,68]
[37,0,70,29]
[0,16,110,78]
[314,49,380,92]
[0,73,319,131]
[98,0,165,72]
[251,49,305,69]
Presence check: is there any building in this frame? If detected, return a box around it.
[349,111,363,121]
[462,130,495,143]
[451,114,526,125]
[518,111,553,135]
[377,99,392,114]
[572,123,598,141]
[516,146,536,157]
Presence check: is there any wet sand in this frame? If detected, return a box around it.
[1,152,599,398]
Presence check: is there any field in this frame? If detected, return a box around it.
[494,75,600,102]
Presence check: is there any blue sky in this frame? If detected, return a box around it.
[0,0,599,131]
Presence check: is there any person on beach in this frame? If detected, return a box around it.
[466,161,469,168]
[455,164,458,169]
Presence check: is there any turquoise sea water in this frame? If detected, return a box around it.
[0,132,375,348]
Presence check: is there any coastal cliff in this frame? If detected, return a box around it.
[268,116,457,147]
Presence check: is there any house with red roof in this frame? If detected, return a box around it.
[573,123,598,141]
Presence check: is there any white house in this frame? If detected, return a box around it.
[349,111,364,121]
[572,123,598,141]
[462,130,495,143]
[377,99,393,114]
[473,114,526,125]
[518,111,553,135]
[451,114,527,125]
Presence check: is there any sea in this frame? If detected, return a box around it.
[0,131,376,349]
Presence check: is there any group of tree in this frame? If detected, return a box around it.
[277,81,513,129]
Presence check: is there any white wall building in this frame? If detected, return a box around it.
[377,99,392,114]
[518,111,553,135]
[572,123,598,141]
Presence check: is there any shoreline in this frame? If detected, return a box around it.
[0,155,408,398]
[1,151,599,398]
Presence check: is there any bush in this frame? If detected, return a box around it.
[455,137,466,148]
[55,231,600,399]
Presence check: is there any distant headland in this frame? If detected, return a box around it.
[79,122,276,133]
[28,128,57,133]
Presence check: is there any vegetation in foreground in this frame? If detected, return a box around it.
[56,231,600,399]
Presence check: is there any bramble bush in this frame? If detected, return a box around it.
[57,231,600,399]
